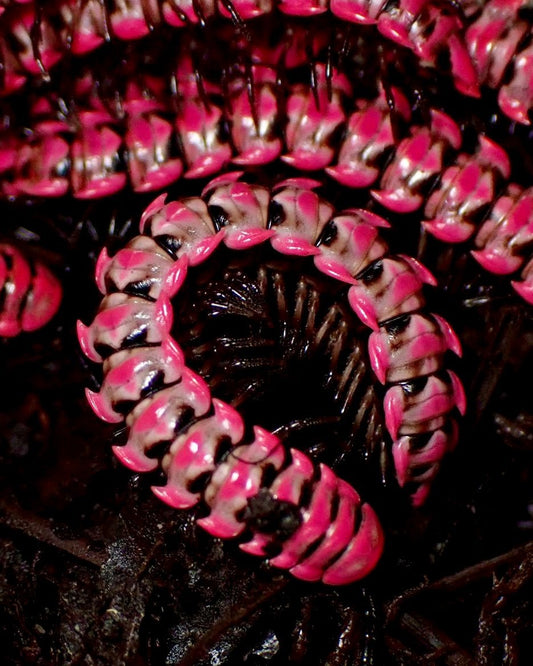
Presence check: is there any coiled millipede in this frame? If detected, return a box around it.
[77,172,465,584]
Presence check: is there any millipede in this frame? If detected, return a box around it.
[2,39,533,303]
[3,0,533,125]
[1,1,533,663]
[0,241,62,337]
[77,173,465,580]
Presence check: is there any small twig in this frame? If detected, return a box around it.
[398,612,475,665]
[387,541,533,615]
[427,542,533,593]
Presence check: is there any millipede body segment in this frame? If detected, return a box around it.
[78,172,466,584]
[0,242,62,337]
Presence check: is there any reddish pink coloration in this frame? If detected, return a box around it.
[279,0,327,15]
[384,370,466,441]
[70,112,127,199]
[320,503,383,585]
[314,209,389,284]
[139,194,225,265]
[392,421,459,507]
[1,102,71,197]
[77,293,173,362]
[161,0,217,26]
[371,109,462,214]
[282,65,351,171]
[466,0,528,90]
[199,427,287,539]
[0,134,17,175]
[82,344,385,584]
[0,61,349,198]
[85,335,186,424]
[498,42,533,126]
[241,448,315,558]
[287,478,377,583]
[154,398,246,509]
[269,181,334,256]
[368,312,462,385]
[224,0,275,20]
[423,137,510,243]
[2,47,529,299]
[116,368,212,472]
[108,0,160,40]
[1,4,62,84]
[58,0,107,55]
[249,21,329,70]
[79,174,465,581]
[466,0,533,125]
[0,243,62,337]
[326,86,411,188]
[329,0,386,24]
[123,83,184,192]
[268,463,338,568]
[2,0,532,125]
[472,185,533,275]
[228,65,283,166]
[512,258,533,305]
[202,177,274,249]
[347,255,436,331]
[381,1,479,98]
[3,133,70,198]
[174,57,233,179]
[94,236,184,300]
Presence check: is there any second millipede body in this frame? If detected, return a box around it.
[2,37,533,305]
[3,0,533,127]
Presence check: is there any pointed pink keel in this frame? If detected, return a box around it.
[512,279,533,304]
[384,387,404,441]
[313,255,358,284]
[224,228,275,250]
[95,247,112,294]
[77,320,96,362]
[112,443,158,473]
[270,235,321,256]
[347,286,379,330]
[433,313,462,357]
[85,387,123,424]
[367,333,389,384]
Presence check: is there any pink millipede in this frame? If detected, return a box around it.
[0,241,62,337]
[77,172,466,584]
[3,47,533,304]
[2,1,533,126]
